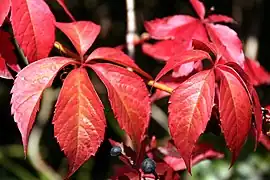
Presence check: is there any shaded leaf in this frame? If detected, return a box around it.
[86,47,152,79]
[244,57,270,86]
[11,57,75,153]
[168,70,215,172]
[217,66,252,164]
[53,68,106,177]
[190,0,205,20]
[0,0,10,26]
[0,30,20,72]
[55,21,100,58]
[11,0,55,63]
[155,50,211,81]
[89,63,151,151]
[55,0,75,21]
[0,57,12,79]
[158,143,223,171]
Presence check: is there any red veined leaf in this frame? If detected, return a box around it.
[206,14,235,23]
[0,30,20,72]
[55,0,75,21]
[168,70,215,172]
[155,50,211,81]
[53,68,106,177]
[144,15,196,40]
[55,21,100,58]
[11,57,75,153]
[11,0,55,63]
[190,0,205,20]
[162,167,181,180]
[216,67,252,165]
[89,63,151,152]
[224,62,263,145]
[244,57,270,86]
[0,57,12,79]
[86,47,152,79]
[159,143,223,171]
[0,0,10,26]
[206,24,245,67]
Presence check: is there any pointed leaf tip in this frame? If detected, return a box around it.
[55,21,101,58]
[53,68,106,177]
[169,70,215,172]
[89,63,151,152]
[190,0,205,20]
[0,0,10,27]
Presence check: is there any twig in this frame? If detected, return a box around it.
[125,0,137,58]
[54,41,80,59]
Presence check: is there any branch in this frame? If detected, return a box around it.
[125,0,137,58]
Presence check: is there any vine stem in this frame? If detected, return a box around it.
[53,42,174,94]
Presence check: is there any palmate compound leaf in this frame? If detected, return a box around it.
[216,66,252,165]
[11,57,76,153]
[0,0,10,26]
[168,70,215,172]
[55,21,100,58]
[11,0,55,63]
[52,68,106,177]
[86,47,152,79]
[89,63,151,152]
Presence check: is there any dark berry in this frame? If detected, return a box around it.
[110,146,122,157]
[141,158,156,174]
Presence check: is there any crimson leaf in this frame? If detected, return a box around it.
[11,0,55,63]
[0,0,10,26]
[55,21,100,58]
[11,57,75,153]
[89,63,151,151]
[168,70,215,172]
[216,66,252,164]
[53,68,106,177]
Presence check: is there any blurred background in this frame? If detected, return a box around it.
[1,0,270,179]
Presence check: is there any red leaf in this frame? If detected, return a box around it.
[159,143,223,171]
[89,63,151,151]
[168,70,215,172]
[206,14,235,23]
[55,0,75,21]
[0,57,12,79]
[190,0,205,20]
[192,39,218,59]
[206,24,245,66]
[86,47,152,79]
[224,62,263,145]
[11,0,55,63]
[55,21,100,58]
[144,15,196,40]
[259,134,270,150]
[53,68,106,177]
[216,67,252,164]
[11,57,75,153]
[244,57,270,86]
[142,40,189,61]
[0,30,20,72]
[0,0,10,26]
[155,50,211,81]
